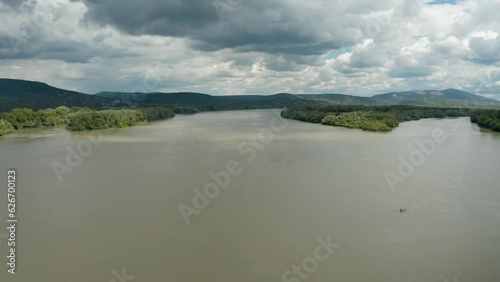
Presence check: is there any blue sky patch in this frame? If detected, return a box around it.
[427,0,457,5]
[324,48,353,60]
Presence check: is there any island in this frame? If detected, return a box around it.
[281,105,500,132]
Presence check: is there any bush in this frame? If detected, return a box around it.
[67,109,144,131]
[36,106,71,127]
[0,119,15,136]
[321,111,398,132]
[173,106,201,114]
[470,110,500,132]
[0,108,40,129]
[138,107,175,122]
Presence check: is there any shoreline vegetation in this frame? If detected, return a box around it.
[0,106,182,136]
[470,110,500,132]
[0,104,279,136]
[1,105,499,137]
[281,105,500,132]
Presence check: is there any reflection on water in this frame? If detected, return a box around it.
[0,110,499,282]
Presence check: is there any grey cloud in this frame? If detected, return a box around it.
[76,0,219,36]
[38,41,138,63]
[0,0,33,10]
[0,0,139,63]
[73,0,364,57]
[2,0,500,96]
[469,36,500,64]
[263,54,323,72]
[388,67,434,78]
[469,70,500,95]
[0,34,137,63]
[349,46,386,68]
[388,56,436,78]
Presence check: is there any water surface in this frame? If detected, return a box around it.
[0,110,499,282]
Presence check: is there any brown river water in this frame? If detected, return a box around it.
[0,109,499,282]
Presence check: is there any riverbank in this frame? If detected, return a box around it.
[281,105,500,132]
[0,104,288,137]
[0,106,177,136]
[2,105,499,137]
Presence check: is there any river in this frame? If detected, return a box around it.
[0,109,499,282]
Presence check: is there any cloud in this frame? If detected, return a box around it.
[0,0,138,63]
[427,0,457,5]
[469,34,500,64]
[0,0,499,98]
[73,0,369,56]
[0,0,33,10]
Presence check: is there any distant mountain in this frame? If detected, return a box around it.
[95,92,228,106]
[224,93,319,107]
[96,92,318,108]
[370,89,500,107]
[0,79,109,111]
[298,93,374,105]
[1,78,499,112]
[302,89,500,108]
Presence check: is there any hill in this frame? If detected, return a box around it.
[101,90,500,108]
[298,93,374,105]
[96,92,318,108]
[302,89,500,108]
[1,78,500,112]
[0,79,109,111]
[370,89,500,107]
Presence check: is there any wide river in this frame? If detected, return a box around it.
[0,109,499,282]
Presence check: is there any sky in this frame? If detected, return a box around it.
[0,0,499,99]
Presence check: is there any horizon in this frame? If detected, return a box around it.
[0,0,499,99]
[3,77,499,101]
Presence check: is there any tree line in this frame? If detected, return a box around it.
[67,107,175,131]
[470,110,500,132]
[0,106,72,134]
[282,105,476,132]
[0,106,176,136]
[0,103,264,136]
[2,104,498,137]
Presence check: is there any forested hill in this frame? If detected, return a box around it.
[1,78,500,112]
[0,79,109,111]
[301,89,500,108]
[97,89,500,108]
[96,92,319,108]
[371,89,500,107]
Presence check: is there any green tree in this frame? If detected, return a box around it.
[0,119,15,136]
